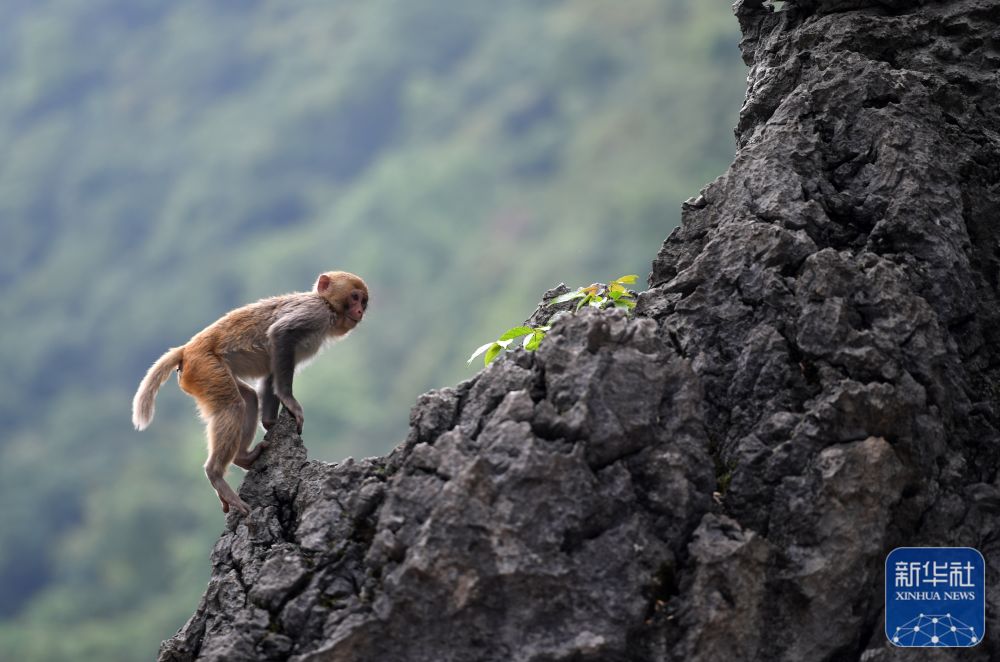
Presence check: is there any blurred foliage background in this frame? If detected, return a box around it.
[0,0,746,659]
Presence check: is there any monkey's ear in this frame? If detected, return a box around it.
[316,274,332,294]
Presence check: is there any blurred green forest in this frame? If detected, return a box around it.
[0,0,746,659]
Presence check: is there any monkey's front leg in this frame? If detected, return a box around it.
[270,334,305,434]
[260,374,280,430]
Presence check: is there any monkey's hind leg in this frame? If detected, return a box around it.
[180,355,252,515]
[205,405,252,515]
[233,381,267,470]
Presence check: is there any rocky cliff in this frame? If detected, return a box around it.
[160,1,1000,660]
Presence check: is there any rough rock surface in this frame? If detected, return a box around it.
[161,1,1000,660]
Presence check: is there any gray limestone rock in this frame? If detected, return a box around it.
[161,1,1000,660]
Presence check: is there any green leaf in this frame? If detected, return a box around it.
[484,343,503,365]
[608,289,623,301]
[525,330,545,351]
[614,274,639,285]
[498,326,534,341]
[614,299,637,309]
[467,341,496,364]
[576,295,592,311]
[550,290,586,305]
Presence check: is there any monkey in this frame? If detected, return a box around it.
[132,271,368,516]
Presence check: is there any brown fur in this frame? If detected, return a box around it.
[132,271,368,515]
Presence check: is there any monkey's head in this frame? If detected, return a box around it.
[316,271,369,331]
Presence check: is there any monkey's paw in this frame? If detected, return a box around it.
[223,495,251,516]
[233,442,268,470]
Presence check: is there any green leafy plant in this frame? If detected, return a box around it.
[467,324,550,366]
[550,274,639,311]
[467,275,639,367]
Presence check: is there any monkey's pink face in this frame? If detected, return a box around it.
[345,288,368,324]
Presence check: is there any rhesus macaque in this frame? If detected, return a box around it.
[132,271,368,516]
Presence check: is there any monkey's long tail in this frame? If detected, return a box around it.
[132,346,184,430]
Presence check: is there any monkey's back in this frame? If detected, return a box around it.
[187,293,319,379]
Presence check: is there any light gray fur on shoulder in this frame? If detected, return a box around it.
[268,293,337,339]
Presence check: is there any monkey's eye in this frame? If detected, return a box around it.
[351,292,360,301]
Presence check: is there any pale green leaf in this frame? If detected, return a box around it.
[614,274,639,285]
[550,290,586,305]
[468,341,496,364]
[498,326,534,341]
[484,343,503,365]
